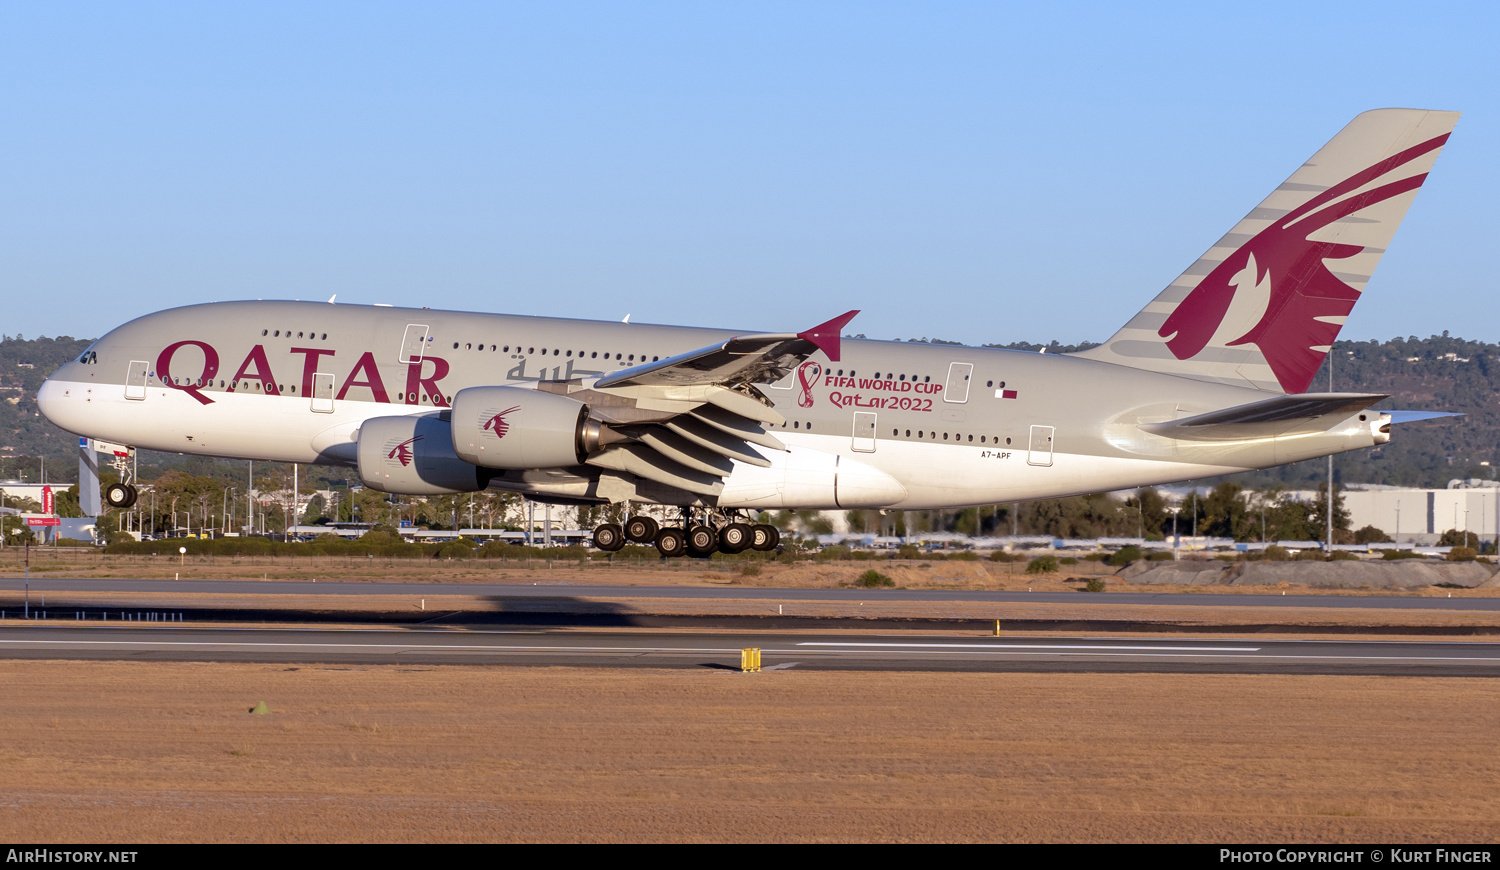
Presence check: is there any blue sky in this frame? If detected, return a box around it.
[3,1,1496,345]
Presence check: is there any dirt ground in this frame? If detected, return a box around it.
[0,662,1495,843]
[9,548,1500,597]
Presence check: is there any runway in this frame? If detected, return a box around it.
[2,576,1498,611]
[2,623,1498,675]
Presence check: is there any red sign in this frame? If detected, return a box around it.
[27,517,60,527]
[42,486,53,515]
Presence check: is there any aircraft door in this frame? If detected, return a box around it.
[125,360,149,400]
[1027,425,1054,467]
[851,412,877,453]
[943,363,973,403]
[399,324,430,364]
[310,372,335,413]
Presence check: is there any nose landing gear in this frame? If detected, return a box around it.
[104,482,138,509]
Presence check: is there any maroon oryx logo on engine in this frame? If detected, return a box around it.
[483,406,521,440]
[387,436,421,467]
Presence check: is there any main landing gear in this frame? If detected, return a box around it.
[591,510,780,558]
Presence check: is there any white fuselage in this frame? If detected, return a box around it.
[39,301,1383,510]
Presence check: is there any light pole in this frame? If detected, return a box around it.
[1170,507,1180,554]
[12,528,27,616]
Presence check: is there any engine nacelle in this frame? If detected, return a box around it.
[450,386,599,469]
[356,413,491,495]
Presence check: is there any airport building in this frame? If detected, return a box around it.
[1342,480,1500,545]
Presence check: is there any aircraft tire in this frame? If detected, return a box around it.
[654,527,686,558]
[592,523,626,552]
[123,484,139,509]
[104,483,133,509]
[751,524,780,551]
[624,515,659,543]
[719,523,752,553]
[685,525,717,558]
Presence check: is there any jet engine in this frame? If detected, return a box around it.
[356,413,492,495]
[449,386,601,469]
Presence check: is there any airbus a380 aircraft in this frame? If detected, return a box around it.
[39,109,1459,557]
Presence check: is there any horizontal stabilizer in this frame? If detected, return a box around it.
[1142,393,1386,442]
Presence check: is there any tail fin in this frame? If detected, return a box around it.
[1075,109,1459,394]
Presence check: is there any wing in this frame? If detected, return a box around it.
[541,311,858,502]
[594,310,857,390]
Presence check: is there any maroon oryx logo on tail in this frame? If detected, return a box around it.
[1157,133,1449,395]
[483,406,521,440]
[387,436,421,467]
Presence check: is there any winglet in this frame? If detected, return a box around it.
[798,310,859,362]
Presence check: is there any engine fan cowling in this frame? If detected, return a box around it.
[450,386,599,469]
[356,413,491,495]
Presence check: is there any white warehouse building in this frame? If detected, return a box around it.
[1342,480,1500,544]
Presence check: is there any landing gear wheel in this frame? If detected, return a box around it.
[592,523,626,552]
[751,524,780,551]
[105,483,134,509]
[719,523,753,554]
[686,525,717,558]
[122,484,138,509]
[624,515,659,543]
[654,527,686,558]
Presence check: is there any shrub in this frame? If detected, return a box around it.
[1295,549,1326,561]
[1447,546,1477,562]
[1106,546,1142,567]
[1146,551,1176,561]
[947,550,980,561]
[1059,556,1078,565]
[1025,555,1059,574]
[988,551,1024,562]
[608,544,658,561]
[1382,549,1424,560]
[739,563,761,577]
[1328,550,1358,561]
[854,569,895,588]
[1263,545,1291,561]
[1083,552,1107,562]
[1084,578,1106,593]
[815,545,852,561]
[433,541,476,560]
[896,544,923,560]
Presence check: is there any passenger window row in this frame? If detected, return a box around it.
[262,329,329,340]
[456,343,660,364]
[890,428,1013,446]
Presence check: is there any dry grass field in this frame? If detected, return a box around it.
[1,662,1497,843]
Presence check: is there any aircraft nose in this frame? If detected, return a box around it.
[36,376,86,435]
